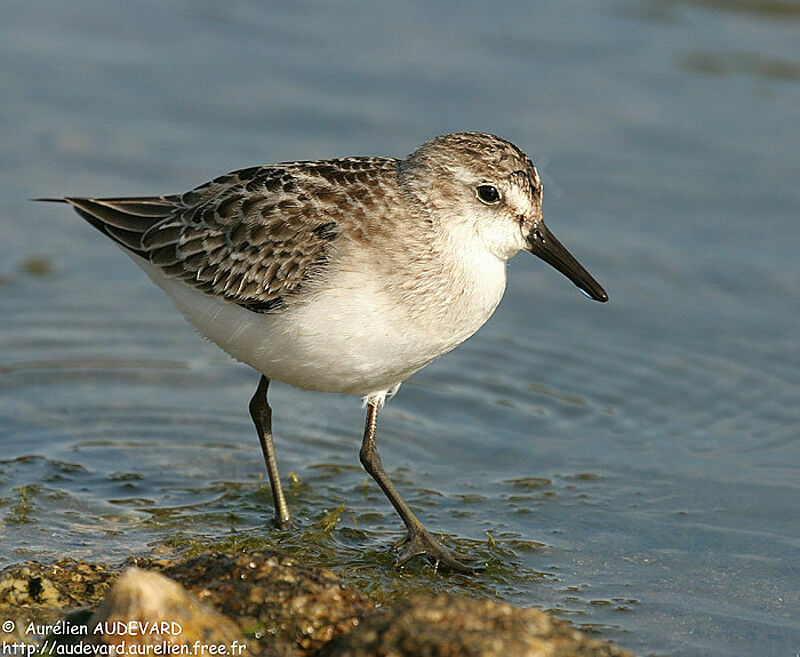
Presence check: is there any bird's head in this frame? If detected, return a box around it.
[401,132,608,302]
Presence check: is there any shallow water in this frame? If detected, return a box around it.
[1,2,799,655]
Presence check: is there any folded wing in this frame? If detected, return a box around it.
[46,165,342,313]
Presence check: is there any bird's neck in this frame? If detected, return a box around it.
[384,215,508,346]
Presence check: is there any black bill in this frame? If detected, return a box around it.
[526,223,608,302]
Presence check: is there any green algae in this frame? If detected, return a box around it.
[7,485,39,524]
[154,506,546,608]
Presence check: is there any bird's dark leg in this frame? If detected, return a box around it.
[249,375,293,528]
[359,400,480,574]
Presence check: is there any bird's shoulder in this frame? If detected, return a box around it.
[142,157,401,312]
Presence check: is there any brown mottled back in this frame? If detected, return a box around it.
[57,157,399,313]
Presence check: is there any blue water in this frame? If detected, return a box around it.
[2,2,799,656]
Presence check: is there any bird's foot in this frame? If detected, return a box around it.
[392,525,483,575]
[271,514,296,530]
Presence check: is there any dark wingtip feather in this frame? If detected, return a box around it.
[65,197,163,233]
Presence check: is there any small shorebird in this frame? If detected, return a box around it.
[40,132,607,573]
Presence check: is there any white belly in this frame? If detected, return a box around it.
[135,263,467,397]
[130,232,508,399]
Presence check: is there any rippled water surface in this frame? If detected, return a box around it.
[2,2,799,656]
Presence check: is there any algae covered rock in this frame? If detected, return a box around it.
[160,551,373,656]
[0,559,115,641]
[316,593,634,657]
[2,551,634,657]
[0,560,112,610]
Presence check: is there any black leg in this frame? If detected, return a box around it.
[249,375,292,528]
[359,400,480,574]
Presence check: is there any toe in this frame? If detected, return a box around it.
[390,527,484,574]
[272,515,296,530]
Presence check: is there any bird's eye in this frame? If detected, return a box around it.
[476,184,501,204]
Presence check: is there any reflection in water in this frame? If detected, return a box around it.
[687,0,800,19]
[682,51,800,81]
[624,0,800,21]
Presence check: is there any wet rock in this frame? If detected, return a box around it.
[2,551,634,657]
[0,560,114,641]
[155,551,373,656]
[316,593,634,657]
[84,568,269,656]
[0,560,112,609]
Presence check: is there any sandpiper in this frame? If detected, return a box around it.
[40,132,607,573]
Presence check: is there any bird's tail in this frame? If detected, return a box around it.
[33,196,178,258]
